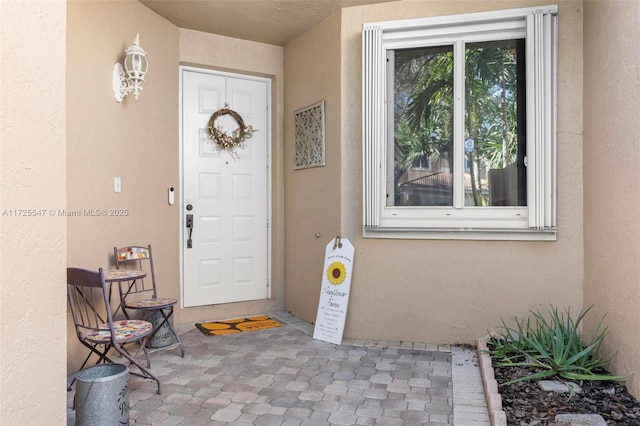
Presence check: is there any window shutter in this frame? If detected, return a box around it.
[363,24,384,228]
[526,10,558,229]
[362,6,558,239]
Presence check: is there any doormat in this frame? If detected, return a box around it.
[195,315,282,336]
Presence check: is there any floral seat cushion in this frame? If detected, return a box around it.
[126,297,177,309]
[86,319,152,343]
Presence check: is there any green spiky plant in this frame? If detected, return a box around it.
[487,305,626,386]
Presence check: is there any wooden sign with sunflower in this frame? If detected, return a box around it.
[313,237,355,345]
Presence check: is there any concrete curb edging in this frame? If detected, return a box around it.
[476,335,507,426]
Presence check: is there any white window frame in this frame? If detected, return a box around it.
[362,6,558,241]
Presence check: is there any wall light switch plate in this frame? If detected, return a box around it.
[114,177,122,193]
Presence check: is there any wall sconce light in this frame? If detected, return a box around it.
[112,34,148,102]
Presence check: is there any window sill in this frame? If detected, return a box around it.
[363,227,557,241]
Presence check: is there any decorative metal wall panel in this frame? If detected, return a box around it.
[294,100,325,169]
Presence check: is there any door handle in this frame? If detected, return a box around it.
[186,213,194,248]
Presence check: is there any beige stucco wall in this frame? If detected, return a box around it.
[66,0,180,371]
[0,1,67,424]
[283,13,343,320]
[66,3,286,373]
[285,0,585,344]
[8,0,638,421]
[178,29,286,323]
[583,0,640,398]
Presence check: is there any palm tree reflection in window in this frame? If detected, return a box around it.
[392,40,526,208]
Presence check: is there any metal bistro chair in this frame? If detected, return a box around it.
[114,245,185,360]
[67,267,161,394]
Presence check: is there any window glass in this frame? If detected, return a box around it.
[464,40,526,207]
[392,46,453,207]
[391,41,526,208]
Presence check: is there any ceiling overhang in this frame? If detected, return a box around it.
[141,0,400,46]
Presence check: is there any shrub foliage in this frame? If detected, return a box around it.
[487,305,626,385]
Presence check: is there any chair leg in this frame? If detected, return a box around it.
[68,351,93,391]
[143,345,151,368]
[167,319,185,358]
[67,352,94,391]
[124,339,151,369]
[148,307,185,358]
[114,341,161,395]
[68,343,115,391]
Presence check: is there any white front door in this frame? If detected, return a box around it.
[181,68,270,307]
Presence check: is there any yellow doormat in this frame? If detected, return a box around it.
[195,315,282,336]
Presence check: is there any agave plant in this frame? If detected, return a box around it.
[487,305,626,385]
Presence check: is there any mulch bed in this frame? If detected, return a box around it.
[493,364,640,425]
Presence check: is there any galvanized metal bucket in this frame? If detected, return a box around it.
[75,364,129,426]
[148,308,176,348]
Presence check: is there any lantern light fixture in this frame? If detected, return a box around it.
[112,34,148,102]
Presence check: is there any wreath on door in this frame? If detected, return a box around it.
[207,108,257,159]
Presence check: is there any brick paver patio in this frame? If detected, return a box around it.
[67,311,488,425]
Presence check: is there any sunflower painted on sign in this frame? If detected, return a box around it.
[327,261,347,285]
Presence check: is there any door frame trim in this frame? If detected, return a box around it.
[179,65,273,308]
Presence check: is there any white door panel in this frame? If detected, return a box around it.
[182,69,270,307]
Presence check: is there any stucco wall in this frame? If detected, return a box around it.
[66,0,180,371]
[0,1,67,423]
[283,13,343,321]
[66,1,286,378]
[583,0,640,398]
[285,0,585,344]
[178,29,286,323]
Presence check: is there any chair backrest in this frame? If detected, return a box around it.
[67,267,115,342]
[114,245,158,300]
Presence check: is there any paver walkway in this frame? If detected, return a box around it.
[68,311,489,425]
